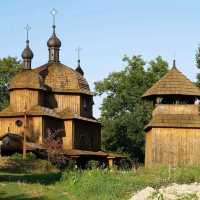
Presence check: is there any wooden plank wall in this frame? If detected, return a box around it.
[10,90,42,112]
[153,104,199,116]
[0,117,43,144]
[73,120,101,151]
[63,120,73,149]
[54,94,80,113]
[31,117,43,144]
[80,95,93,118]
[145,130,152,165]
[43,116,65,139]
[0,117,24,137]
[145,128,200,167]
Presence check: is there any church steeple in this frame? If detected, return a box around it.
[21,24,33,69]
[47,9,61,63]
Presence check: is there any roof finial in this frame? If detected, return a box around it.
[76,46,82,66]
[172,52,177,69]
[25,24,31,47]
[173,59,176,69]
[50,8,58,34]
[75,46,84,76]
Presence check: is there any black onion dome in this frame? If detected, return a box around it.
[75,66,84,76]
[21,40,34,59]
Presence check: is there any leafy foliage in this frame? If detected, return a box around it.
[44,130,66,168]
[95,55,168,162]
[0,56,22,110]
[195,45,200,87]
[10,152,37,161]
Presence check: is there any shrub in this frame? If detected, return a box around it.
[10,152,23,160]
[43,131,66,168]
[10,152,37,161]
[26,152,37,160]
[86,160,101,169]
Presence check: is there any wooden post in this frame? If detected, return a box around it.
[23,105,27,160]
[0,141,2,158]
[107,156,114,168]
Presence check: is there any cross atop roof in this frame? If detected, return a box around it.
[50,8,58,27]
[75,46,82,61]
[24,24,31,41]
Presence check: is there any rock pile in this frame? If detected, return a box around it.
[130,183,200,200]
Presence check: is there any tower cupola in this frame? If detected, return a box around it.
[22,24,33,69]
[47,9,61,63]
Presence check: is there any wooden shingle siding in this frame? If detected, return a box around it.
[34,63,91,94]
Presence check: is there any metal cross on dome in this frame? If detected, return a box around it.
[75,46,82,60]
[50,8,58,26]
[24,24,31,41]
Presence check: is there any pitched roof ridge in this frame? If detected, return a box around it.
[142,66,200,98]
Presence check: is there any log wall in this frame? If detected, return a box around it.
[145,127,200,167]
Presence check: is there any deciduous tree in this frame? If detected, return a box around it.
[195,45,200,87]
[0,57,22,110]
[95,55,168,162]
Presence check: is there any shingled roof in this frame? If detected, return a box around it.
[0,105,60,118]
[9,70,46,91]
[142,66,200,99]
[34,62,93,95]
[0,105,100,123]
[145,114,200,130]
[9,62,93,95]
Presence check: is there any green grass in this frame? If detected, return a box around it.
[1,165,200,200]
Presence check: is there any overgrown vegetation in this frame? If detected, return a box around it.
[0,153,58,173]
[1,165,200,200]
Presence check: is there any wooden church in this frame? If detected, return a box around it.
[143,60,200,167]
[0,12,118,165]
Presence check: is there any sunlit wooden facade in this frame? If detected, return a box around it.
[0,23,103,158]
[143,62,200,167]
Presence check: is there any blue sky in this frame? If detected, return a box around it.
[0,0,200,117]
